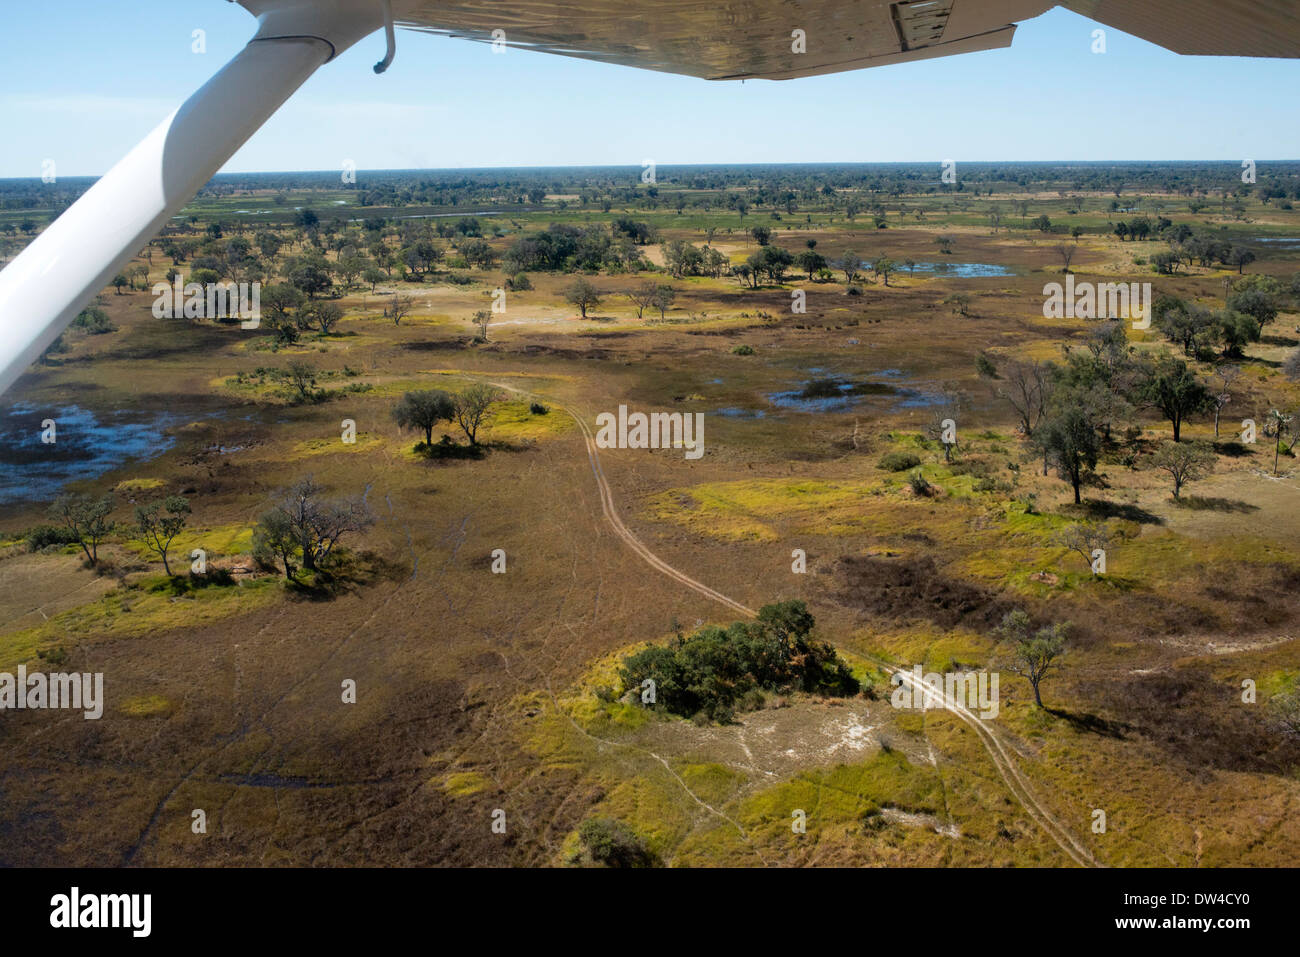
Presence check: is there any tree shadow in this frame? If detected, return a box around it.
[1213,440,1256,458]
[1071,499,1164,525]
[414,438,486,461]
[284,549,400,600]
[1044,707,1130,739]
[1174,495,1259,513]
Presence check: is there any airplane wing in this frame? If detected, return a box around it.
[390,0,1057,81]
[1060,0,1300,58]
[3,0,1300,396]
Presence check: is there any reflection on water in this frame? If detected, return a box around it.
[0,404,182,506]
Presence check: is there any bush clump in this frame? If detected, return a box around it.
[25,524,82,552]
[576,818,657,868]
[878,451,922,472]
[617,600,858,723]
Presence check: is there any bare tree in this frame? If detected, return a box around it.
[260,476,373,574]
[1209,364,1241,438]
[985,357,1053,437]
[452,383,500,446]
[1055,242,1078,274]
[627,281,657,319]
[925,385,963,463]
[1151,441,1215,499]
[385,293,412,326]
[1051,522,1111,577]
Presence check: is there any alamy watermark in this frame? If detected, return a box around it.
[153,277,261,328]
[891,665,999,719]
[1,666,103,719]
[1043,276,1151,328]
[595,405,704,460]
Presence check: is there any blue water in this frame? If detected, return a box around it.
[0,404,183,506]
[892,261,1014,278]
[764,370,945,414]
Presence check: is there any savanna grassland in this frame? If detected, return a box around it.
[0,162,1298,867]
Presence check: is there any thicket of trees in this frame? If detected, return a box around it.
[617,601,858,723]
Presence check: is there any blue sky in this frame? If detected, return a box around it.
[1,1,1297,177]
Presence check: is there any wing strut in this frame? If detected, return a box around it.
[0,0,383,396]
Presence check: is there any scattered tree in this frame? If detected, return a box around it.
[452,383,500,446]
[1151,441,1215,499]
[135,495,191,575]
[392,389,455,446]
[996,610,1070,709]
[49,494,114,566]
[564,277,601,318]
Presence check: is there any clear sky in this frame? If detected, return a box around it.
[1,1,1297,177]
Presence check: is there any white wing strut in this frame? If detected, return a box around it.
[0,1,383,396]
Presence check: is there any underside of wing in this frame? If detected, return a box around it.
[1061,0,1300,58]
[389,0,1057,80]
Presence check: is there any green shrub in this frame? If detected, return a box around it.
[25,524,81,551]
[878,451,922,472]
[577,818,657,868]
[731,344,755,355]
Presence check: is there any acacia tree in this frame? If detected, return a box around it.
[49,494,114,566]
[392,389,455,446]
[996,610,1070,709]
[135,495,190,575]
[838,249,860,283]
[1139,357,1211,442]
[285,360,319,403]
[252,510,297,577]
[452,383,500,446]
[304,300,343,334]
[1151,441,1215,499]
[651,284,675,319]
[564,277,601,318]
[1034,405,1101,503]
